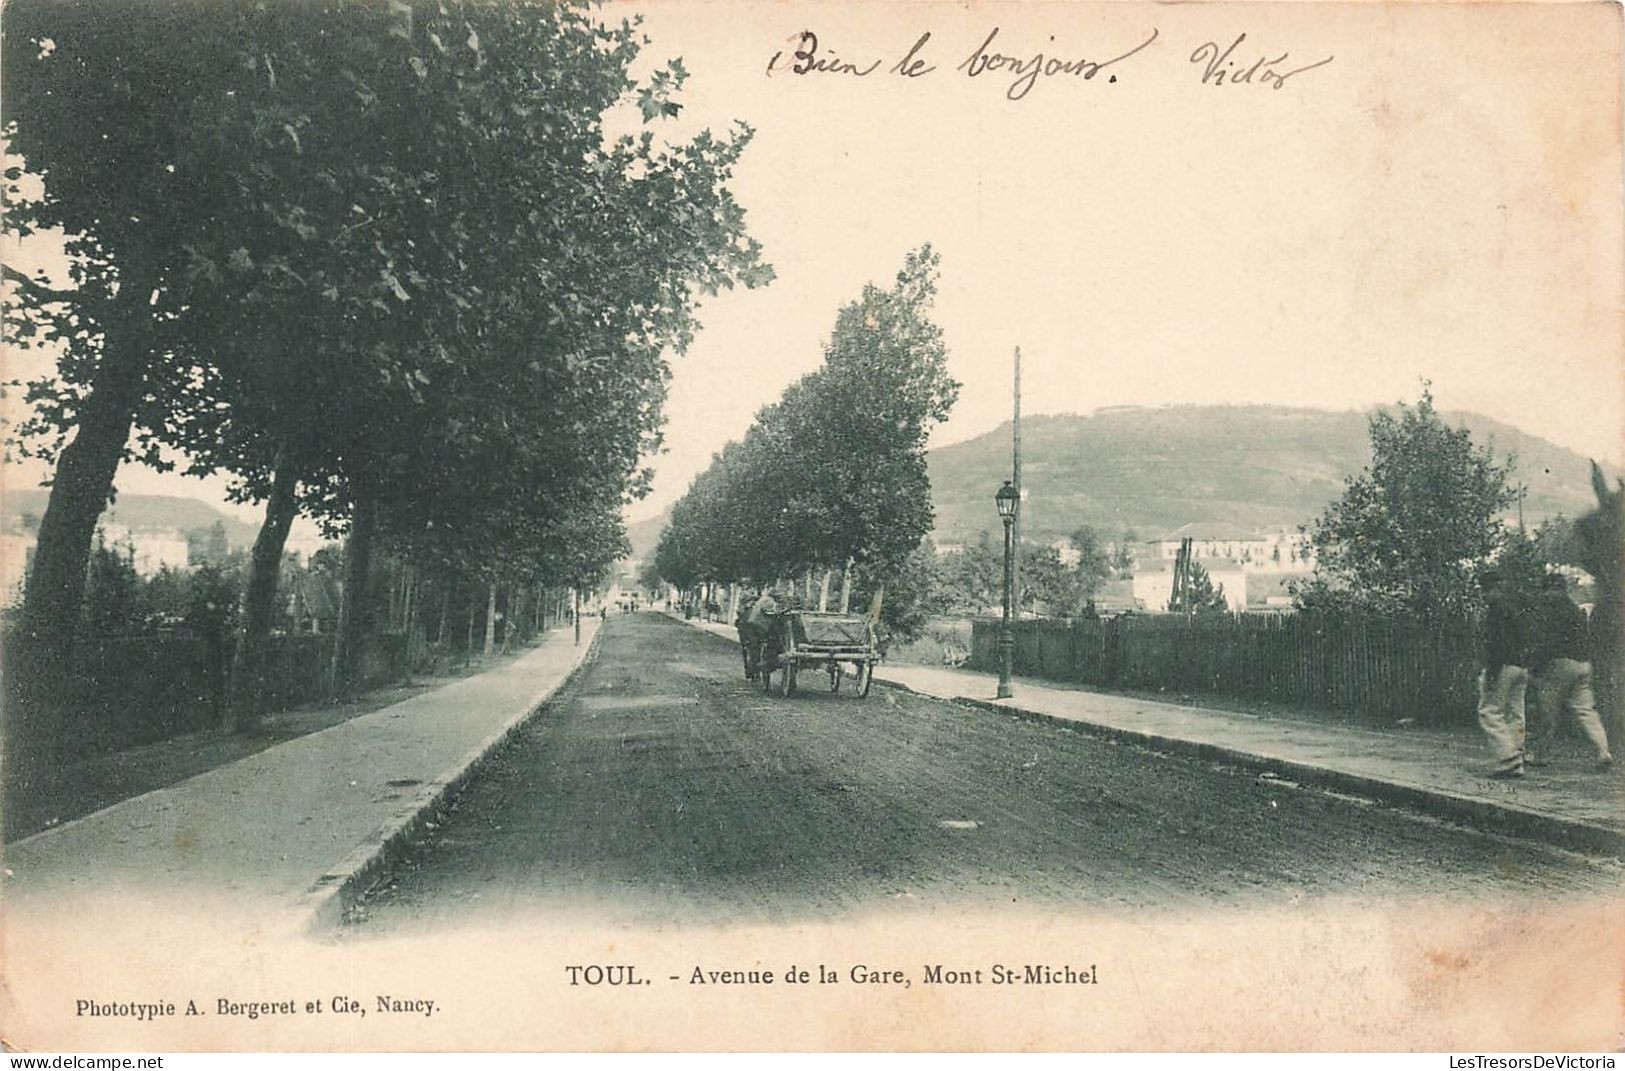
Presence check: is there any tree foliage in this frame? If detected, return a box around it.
[1167,560,1230,617]
[843,540,947,642]
[936,533,1001,614]
[653,246,958,607]
[1020,526,1116,616]
[1295,387,1517,618]
[3,0,771,700]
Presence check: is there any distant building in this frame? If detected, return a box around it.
[1,519,196,606]
[1132,557,1248,613]
[1145,523,1315,574]
[288,572,340,634]
[101,522,190,577]
[1147,522,1258,561]
[1090,579,1139,615]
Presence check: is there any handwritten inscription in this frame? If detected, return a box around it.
[891,32,937,78]
[1189,33,1333,88]
[959,27,1160,101]
[767,30,882,77]
[767,26,1158,98]
[765,27,1333,97]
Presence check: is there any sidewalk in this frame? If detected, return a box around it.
[2,617,600,937]
[673,613,1624,854]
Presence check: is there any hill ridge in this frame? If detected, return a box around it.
[927,403,1612,545]
[1,488,261,548]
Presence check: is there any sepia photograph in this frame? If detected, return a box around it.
[1,0,1622,1053]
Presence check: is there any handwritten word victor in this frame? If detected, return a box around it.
[1189,33,1333,88]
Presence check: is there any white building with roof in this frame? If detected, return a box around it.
[100,522,190,576]
[1147,523,1315,573]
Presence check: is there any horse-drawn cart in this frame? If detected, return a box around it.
[756,610,880,699]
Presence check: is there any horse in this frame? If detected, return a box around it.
[1576,461,1624,737]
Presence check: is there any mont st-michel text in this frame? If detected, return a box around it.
[765,26,1333,100]
[562,962,1099,988]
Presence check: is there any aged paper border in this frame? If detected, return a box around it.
[3,0,1623,1053]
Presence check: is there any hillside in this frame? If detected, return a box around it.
[927,405,1615,545]
[0,489,262,548]
[624,511,670,563]
[609,405,1618,564]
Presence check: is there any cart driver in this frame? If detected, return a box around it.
[738,588,783,681]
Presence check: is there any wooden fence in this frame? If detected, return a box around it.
[3,630,415,765]
[971,612,1497,725]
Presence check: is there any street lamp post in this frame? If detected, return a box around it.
[995,479,1019,699]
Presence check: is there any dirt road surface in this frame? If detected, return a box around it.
[353,613,1621,933]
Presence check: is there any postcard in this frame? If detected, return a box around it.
[2,0,1621,1053]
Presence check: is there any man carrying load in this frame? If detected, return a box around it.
[736,588,782,681]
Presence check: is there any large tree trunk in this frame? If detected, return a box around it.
[482,582,497,659]
[509,584,525,646]
[386,559,400,633]
[329,495,376,695]
[401,564,416,636]
[19,322,149,679]
[229,455,299,732]
[435,586,450,645]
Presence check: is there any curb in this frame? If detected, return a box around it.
[942,693,1625,857]
[671,617,1625,856]
[296,625,604,934]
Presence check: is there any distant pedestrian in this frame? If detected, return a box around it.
[1527,574,1614,771]
[1477,566,1534,779]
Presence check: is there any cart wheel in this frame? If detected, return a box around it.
[776,661,797,698]
[856,662,873,698]
[828,663,842,692]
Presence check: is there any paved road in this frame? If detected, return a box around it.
[353,613,1620,933]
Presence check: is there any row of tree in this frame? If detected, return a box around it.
[3,0,771,727]
[77,536,563,669]
[925,526,1138,619]
[652,381,1598,636]
[650,246,958,629]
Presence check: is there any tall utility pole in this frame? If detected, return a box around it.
[1012,346,1022,621]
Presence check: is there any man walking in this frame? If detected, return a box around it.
[1478,567,1534,779]
[1527,574,1615,772]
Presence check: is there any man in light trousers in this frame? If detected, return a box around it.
[1527,575,1615,771]
[1478,568,1533,779]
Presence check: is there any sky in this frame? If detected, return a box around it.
[615,0,1625,522]
[3,0,1621,533]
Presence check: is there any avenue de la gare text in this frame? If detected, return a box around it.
[561,963,1100,988]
